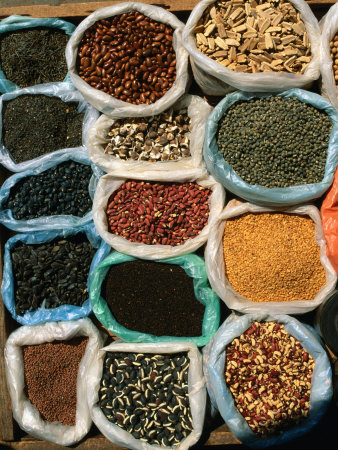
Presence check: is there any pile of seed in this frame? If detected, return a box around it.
[194,0,311,74]
[225,321,314,436]
[106,180,211,245]
[99,352,192,445]
[0,28,69,88]
[104,108,191,161]
[217,96,332,188]
[12,236,96,315]
[223,212,326,302]
[76,12,176,104]
[2,95,84,163]
[23,337,88,425]
[5,161,92,220]
[329,32,338,85]
[102,260,205,336]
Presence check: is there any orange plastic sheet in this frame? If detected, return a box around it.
[321,167,338,273]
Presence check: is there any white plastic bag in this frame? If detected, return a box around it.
[182,0,321,94]
[86,94,212,176]
[4,318,105,446]
[205,201,337,314]
[66,2,189,118]
[92,172,225,259]
[87,340,206,450]
[0,82,99,172]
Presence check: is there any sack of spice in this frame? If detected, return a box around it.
[5,318,105,446]
[205,201,337,314]
[321,167,338,273]
[182,0,321,95]
[0,82,99,172]
[89,250,220,346]
[0,15,75,93]
[203,88,338,207]
[1,222,111,325]
[203,313,332,448]
[87,340,206,449]
[65,3,189,118]
[86,94,212,176]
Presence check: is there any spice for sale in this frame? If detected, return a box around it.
[2,95,84,163]
[102,260,205,336]
[217,96,332,188]
[5,161,92,220]
[0,28,69,88]
[104,108,191,161]
[99,352,192,445]
[106,180,211,245]
[12,235,96,315]
[194,0,311,74]
[329,32,338,85]
[23,337,88,426]
[225,321,315,436]
[223,212,326,302]
[76,12,176,104]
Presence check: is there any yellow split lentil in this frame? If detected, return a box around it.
[222,213,326,302]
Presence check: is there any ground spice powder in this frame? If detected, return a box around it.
[223,213,326,302]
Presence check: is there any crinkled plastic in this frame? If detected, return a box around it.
[0,82,100,172]
[203,89,338,207]
[89,251,220,346]
[1,222,111,326]
[65,2,189,118]
[87,340,206,450]
[4,318,105,446]
[0,15,75,93]
[321,167,338,273]
[0,149,100,232]
[182,0,321,95]
[202,312,333,448]
[86,94,212,176]
[205,201,337,314]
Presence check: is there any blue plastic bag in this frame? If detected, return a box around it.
[0,15,75,93]
[203,313,333,448]
[89,251,220,346]
[203,89,338,206]
[1,222,111,326]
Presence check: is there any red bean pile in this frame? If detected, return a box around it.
[106,180,212,245]
[76,12,176,104]
[23,337,88,426]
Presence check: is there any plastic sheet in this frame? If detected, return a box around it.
[321,167,338,273]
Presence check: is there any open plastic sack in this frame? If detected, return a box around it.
[89,250,220,346]
[202,312,333,448]
[182,0,321,95]
[86,94,212,176]
[92,172,225,259]
[66,2,189,118]
[1,222,111,326]
[321,166,338,273]
[0,82,99,172]
[205,201,337,315]
[87,340,206,450]
[4,318,105,446]
[203,89,338,207]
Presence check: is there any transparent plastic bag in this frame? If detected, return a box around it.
[65,2,189,118]
[0,82,99,172]
[203,89,338,207]
[4,318,105,446]
[205,201,337,314]
[89,250,220,346]
[182,0,321,94]
[202,312,333,448]
[87,340,206,450]
[86,94,212,176]
[1,222,111,325]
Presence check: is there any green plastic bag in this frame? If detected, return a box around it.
[89,251,220,346]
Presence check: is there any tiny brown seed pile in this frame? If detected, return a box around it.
[104,108,191,161]
[329,33,338,84]
[106,180,212,245]
[225,321,314,436]
[195,0,311,73]
[223,213,326,302]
